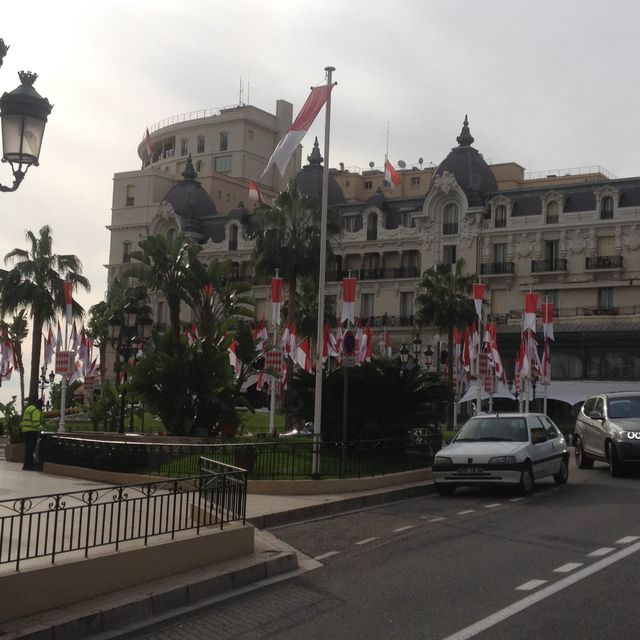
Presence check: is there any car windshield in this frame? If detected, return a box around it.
[607,397,640,419]
[455,417,528,442]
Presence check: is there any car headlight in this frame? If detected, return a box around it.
[434,455,452,465]
[621,431,640,440]
[488,456,517,465]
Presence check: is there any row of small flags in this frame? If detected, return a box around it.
[42,320,98,385]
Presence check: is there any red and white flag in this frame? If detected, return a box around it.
[271,276,283,326]
[145,127,153,159]
[341,276,357,324]
[64,281,73,326]
[472,283,486,317]
[364,324,373,362]
[295,337,311,372]
[384,159,401,190]
[282,321,291,357]
[518,338,530,381]
[383,329,393,357]
[542,302,554,341]
[523,292,538,334]
[43,329,54,367]
[248,181,263,203]
[254,318,268,351]
[56,321,63,350]
[355,320,365,364]
[261,84,334,178]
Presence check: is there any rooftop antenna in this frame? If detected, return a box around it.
[247,80,250,105]
[385,120,390,162]
[239,77,244,106]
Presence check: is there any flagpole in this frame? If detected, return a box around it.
[312,66,335,479]
[269,270,280,437]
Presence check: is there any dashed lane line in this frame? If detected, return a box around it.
[442,538,640,640]
[314,551,339,561]
[393,525,414,533]
[554,562,583,573]
[484,503,501,509]
[516,579,547,591]
[355,537,378,546]
[588,547,615,557]
[509,497,524,502]
[457,510,476,515]
[617,536,640,544]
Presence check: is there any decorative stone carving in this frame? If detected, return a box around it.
[625,225,640,252]
[515,233,532,258]
[569,229,589,255]
[432,171,457,195]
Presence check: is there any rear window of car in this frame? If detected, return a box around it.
[456,417,528,442]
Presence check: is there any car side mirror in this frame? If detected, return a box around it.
[589,410,604,421]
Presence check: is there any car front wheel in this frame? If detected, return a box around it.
[608,441,625,478]
[554,457,569,485]
[519,463,534,495]
[574,436,594,469]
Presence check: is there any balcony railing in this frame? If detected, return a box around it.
[480,261,515,275]
[326,267,420,282]
[585,255,622,270]
[531,258,567,273]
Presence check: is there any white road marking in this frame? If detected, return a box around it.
[355,537,378,546]
[617,536,640,544]
[393,525,414,533]
[441,539,640,640]
[516,579,547,591]
[457,509,476,515]
[484,503,501,509]
[588,547,615,557]
[428,516,446,523]
[509,497,524,502]
[314,551,339,561]
[554,562,583,573]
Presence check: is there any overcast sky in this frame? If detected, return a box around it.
[1,0,639,403]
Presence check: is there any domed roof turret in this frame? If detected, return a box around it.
[161,155,217,233]
[432,116,498,207]
[295,138,345,206]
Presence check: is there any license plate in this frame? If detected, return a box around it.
[459,466,484,474]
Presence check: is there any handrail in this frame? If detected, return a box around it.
[0,459,246,572]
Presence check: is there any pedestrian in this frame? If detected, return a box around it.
[21,398,44,471]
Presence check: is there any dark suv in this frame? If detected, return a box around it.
[574,392,640,476]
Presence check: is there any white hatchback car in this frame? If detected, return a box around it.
[432,413,569,496]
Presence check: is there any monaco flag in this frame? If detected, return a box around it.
[248,181,263,203]
[542,302,554,341]
[261,84,334,178]
[472,283,485,317]
[296,337,311,372]
[145,128,153,159]
[341,276,357,324]
[384,159,401,190]
[271,276,283,326]
[523,292,539,334]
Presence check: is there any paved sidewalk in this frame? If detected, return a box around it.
[0,458,434,639]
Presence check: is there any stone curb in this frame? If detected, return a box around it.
[247,481,437,529]
[0,551,299,640]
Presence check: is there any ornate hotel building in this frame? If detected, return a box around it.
[107,107,640,405]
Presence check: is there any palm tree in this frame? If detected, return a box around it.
[0,226,90,403]
[252,180,339,331]
[124,234,191,346]
[415,259,476,393]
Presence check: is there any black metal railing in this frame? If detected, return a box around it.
[39,434,438,481]
[585,255,623,270]
[531,258,567,273]
[0,458,247,572]
[480,262,515,275]
[326,267,420,282]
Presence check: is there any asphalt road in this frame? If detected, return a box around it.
[129,455,640,639]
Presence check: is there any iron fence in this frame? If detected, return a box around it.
[0,457,246,572]
[39,433,439,481]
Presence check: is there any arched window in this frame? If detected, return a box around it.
[443,203,458,235]
[167,228,176,243]
[601,196,614,219]
[367,213,378,240]
[495,205,507,228]
[229,224,238,250]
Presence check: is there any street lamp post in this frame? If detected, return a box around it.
[424,345,434,372]
[531,375,538,412]
[0,39,52,193]
[399,344,409,373]
[107,301,152,435]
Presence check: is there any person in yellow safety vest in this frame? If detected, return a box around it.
[21,398,44,470]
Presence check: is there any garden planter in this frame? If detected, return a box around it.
[220,417,240,439]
